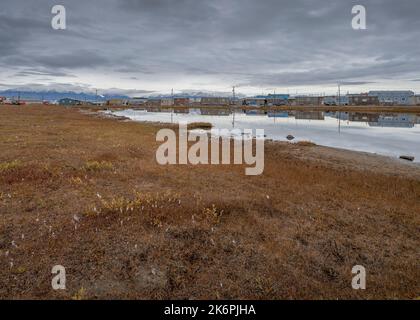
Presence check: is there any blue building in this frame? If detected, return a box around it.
[245,94,289,106]
[368,91,414,105]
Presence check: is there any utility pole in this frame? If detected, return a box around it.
[232,86,236,128]
[338,83,341,134]
[171,88,174,123]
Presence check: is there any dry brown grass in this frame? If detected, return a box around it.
[294,140,317,147]
[0,105,419,300]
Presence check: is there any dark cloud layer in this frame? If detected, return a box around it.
[1,0,419,94]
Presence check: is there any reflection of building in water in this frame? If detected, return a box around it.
[189,108,201,115]
[245,109,266,115]
[267,111,289,118]
[348,112,379,123]
[174,108,189,114]
[200,108,231,116]
[326,111,349,120]
[368,114,416,128]
[295,111,325,120]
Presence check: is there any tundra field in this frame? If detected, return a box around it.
[0,105,419,299]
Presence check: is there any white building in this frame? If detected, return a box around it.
[160,98,174,106]
[127,97,148,105]
[409,95,420,106]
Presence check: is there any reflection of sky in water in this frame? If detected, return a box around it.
[108,110,420,162]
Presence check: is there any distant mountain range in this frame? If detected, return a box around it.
[149,91,246,99]
[0,89,246,102]
[0,90,129,102]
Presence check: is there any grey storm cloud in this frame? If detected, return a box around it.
[1,0,420,93]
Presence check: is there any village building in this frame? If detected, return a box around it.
[368,91,414,105]
[323,96,349,106]
[174,98,189,106]
[243,97,267,107]
[58,98,83,106]
[127,97,148,106]
[107,99,128,106]
[347,94,379,106]
[293,95,322,106]
[147,98,162,107]
[409,95,420,106]
[201,97,230,106]
[160,98,174,106]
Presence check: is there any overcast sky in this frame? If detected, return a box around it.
[1,0,420,96]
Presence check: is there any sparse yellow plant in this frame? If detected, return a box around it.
[72,287,87,300]
[86,191,183,229]
[16,266,26,274]
[101,196,130,214]
[69,177,84,185]
[203,204,224,224]
[84,160,113,171]
[0,160,21,172]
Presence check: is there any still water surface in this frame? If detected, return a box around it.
[107,109,420,162]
